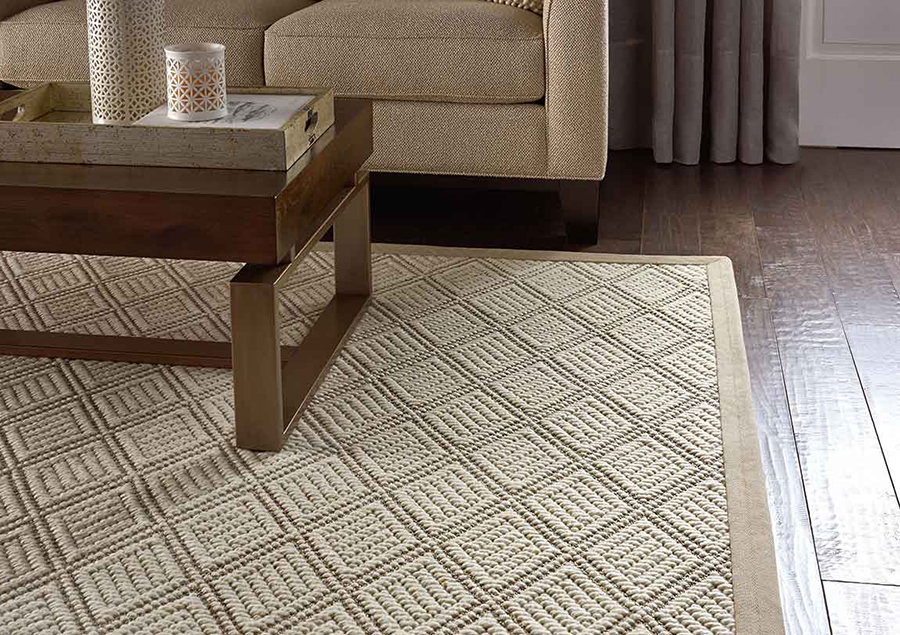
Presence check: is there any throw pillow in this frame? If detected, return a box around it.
[480,0,543,16]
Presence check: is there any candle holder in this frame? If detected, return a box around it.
[165,43,228,122]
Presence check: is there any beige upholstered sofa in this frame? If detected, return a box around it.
[0,0,608,236]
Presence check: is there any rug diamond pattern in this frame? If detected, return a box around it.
[0,250,734,633]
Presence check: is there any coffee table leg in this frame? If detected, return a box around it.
[334,178,372,296]
[230,177,372,451]
[230,277,285,451]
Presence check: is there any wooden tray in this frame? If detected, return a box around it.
[0,83,334,171]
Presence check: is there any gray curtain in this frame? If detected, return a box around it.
[609,0,801,165]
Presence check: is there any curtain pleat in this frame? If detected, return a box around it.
[738,0,764,164]
[642,0,800,164]
[651,0,675,163]
[673,0,707,164]
[710,0,741,163]
[766,0,801,164]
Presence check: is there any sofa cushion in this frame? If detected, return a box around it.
[0,0,314,87]
[0,1,53,23]
[265,0,545,104]
[480,0,542,16]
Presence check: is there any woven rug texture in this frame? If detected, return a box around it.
[0,250,734,634]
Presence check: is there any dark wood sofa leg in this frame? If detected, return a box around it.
[560,180,600,245]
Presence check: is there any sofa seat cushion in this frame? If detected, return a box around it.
[265,0,545,104]
[0,0,314,87]
[480,0,542,15]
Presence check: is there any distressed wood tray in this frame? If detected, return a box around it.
[0,83,334,171]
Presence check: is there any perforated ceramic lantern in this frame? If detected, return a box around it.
[86,0,166,125]
[165,43,228,121]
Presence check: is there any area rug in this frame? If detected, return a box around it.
[0,245,783,634]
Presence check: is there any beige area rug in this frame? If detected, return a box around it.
[0,245,783,634]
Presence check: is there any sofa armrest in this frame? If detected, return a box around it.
[543,0,608,180]
[1,0,51,22]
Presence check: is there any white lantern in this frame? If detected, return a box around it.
[165,43,228,122]
[86,0,166,125]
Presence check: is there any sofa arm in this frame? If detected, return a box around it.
[1,0,51,22]
[543,0,608,180]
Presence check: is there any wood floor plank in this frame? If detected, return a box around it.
[764,269,900,584]
[745,156,900,585]
[588,239,641,254]
[844,323,900,498]
[641,165,701,255]
[800,149,900,325]
[844,150,900,254]
[884,253,900,296]
[824,581,900,635]
[741,164,820,269]
[699,165,765,298]
[741,298,831,635]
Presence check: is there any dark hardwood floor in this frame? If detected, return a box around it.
[371,148,900,635]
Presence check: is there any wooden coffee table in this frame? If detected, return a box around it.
[0,97,374,452]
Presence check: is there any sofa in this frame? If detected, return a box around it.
[0,0,608,239]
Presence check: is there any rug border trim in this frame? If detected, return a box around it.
[366,242,726,265]
[360,243,786,634]
[708,257,785,635]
